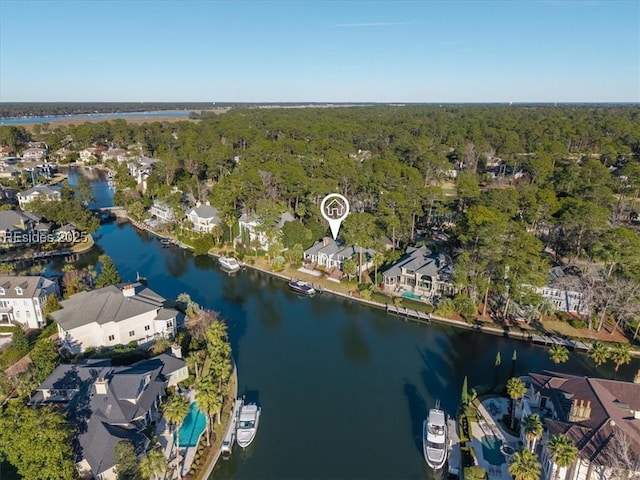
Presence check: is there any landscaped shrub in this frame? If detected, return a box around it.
[464,466,488,480]
[570,318,588,329]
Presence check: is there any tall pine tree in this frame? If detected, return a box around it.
[95,255,121,288]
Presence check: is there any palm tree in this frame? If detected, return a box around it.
[549,344,569,364]
[186,350,205,379]
[506,377,527,430]
[139,448,168,480]
[508,449,542,480]
[547,434,578,480]
[589,341,610,367]
[523,414,543,453]
[610,342,633,372]
[372,251,385,288]
[195,377,223,446]
[163,393,189,474]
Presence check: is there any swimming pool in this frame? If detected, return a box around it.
[178,402,207,447]
[401,291,422,300]
[481,435,505,465]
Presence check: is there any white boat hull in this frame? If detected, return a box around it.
[236,404,260,448]
[423,408,448,471]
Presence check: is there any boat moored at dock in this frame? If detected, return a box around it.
[288,280,316,295]
[423,401,448,472]
[236,403,260,448]
[218,256,242,273]
[221,398,244,456]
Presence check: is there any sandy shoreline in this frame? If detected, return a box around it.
[13,115,199,130]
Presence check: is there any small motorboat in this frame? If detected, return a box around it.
[160,238,171,247]
[236,403,260,448]
[423,401,448,472]
[288,280,316,295]
[218,256,241,273]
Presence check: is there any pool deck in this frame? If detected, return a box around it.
[470,398,521,480]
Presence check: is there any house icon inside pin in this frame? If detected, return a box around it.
[325,198,345,218]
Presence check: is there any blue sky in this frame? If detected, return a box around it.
[0,0,638,102]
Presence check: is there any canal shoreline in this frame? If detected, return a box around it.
[122,215,640,358]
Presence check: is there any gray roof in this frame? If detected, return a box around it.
[18,184,61,198]
[304,238,375,260]
[0,275,57,299]
[277,211,295,228]
[51,283,167,331]
[382,245,453,279]
[0,211,32,231]
[32,353,185,476]
[154,307,179,321]
[188,205,220,222]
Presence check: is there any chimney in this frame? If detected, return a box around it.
[583,401,591,420]
[577,399,585,418]
[568,399,579,422]
[322,237,331,247]
[122,284,136,298]
[634,369,640,384]
[95,377,108,395]
[171,343,182,359]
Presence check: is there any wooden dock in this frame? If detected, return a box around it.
[220,398,244,456]
[386,305,431,323]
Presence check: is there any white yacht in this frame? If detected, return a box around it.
[236,403,260,448]
[423,402,448,471]
[218,256,241,273]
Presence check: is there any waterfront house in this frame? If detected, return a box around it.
[17,184,61,208]
[0,275,59,329]
[28,352,187,480]
[186,204,220,233]
[0,210,40,244]
[51,282,181,354]
[522,371,640,480]
[127,157,159,187]
[534,266,587,314]
[0,145,13,156]
[102,148,128,163]
[238,211,295,249]
[381,246,455,301]
[303,238,375,278]
[148,200,179,223]
[79,148,99,163]
[0,164,20,179]
[21,147,47,161]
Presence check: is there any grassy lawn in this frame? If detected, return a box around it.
[541,319,629,343]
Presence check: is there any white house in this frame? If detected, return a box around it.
[127,157,159,186]
[21,147,47,161]
[0,210,41,244]
[17,184,61,208]
[381,246,455,301]
[79,148,98,163]
[149,200,179,223]
[238,211,295,249]
[186,204,220,233]
[0,275,59,329]
[534,266,587,314]
[51,282,181,354]
[303,238,375,276]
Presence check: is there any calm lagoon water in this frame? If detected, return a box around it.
[0,110,192,125]
[53,169,639,480]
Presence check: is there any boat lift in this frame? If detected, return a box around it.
[220,397,244,456]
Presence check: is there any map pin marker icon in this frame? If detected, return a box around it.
[320,194,350,240]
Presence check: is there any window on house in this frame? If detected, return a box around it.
[0,287,4,295]
[108,335,115,341]
[166,321,173,329]
[129,330,135,337]
[25,311,30,318]
[144,325,150,331]
[15,287,23,295]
